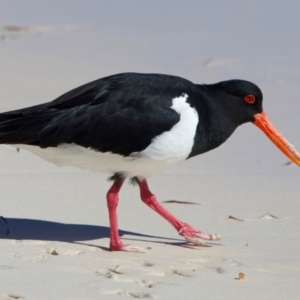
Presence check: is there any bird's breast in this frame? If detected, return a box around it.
[132,93,199,162]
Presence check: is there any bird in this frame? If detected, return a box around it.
[0,72,299,252]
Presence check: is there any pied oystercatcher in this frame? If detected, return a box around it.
[0,72,299,252]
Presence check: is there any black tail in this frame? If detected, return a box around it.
[0,108,60,145]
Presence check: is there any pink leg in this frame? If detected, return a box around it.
[137,180,221,246]
[106,180,146,253]
[106,180,125,251]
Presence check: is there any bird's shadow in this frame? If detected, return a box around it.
[0,217,184,249]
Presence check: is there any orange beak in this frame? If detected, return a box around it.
[253,111,300,167]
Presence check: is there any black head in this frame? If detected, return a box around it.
[205,79,263,125]
[199,79,300,168]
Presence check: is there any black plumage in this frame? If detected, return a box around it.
[0,72,263,157]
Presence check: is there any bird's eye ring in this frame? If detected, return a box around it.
[244,94,256,104]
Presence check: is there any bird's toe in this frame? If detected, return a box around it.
[178,223,222,246]
[183,236,207,246]
[210,233,222,241]
[120,245,148,253]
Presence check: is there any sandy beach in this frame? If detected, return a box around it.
[1,2,300,299]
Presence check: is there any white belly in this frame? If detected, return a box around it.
[17,144,182,177]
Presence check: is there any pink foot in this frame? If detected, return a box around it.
[110,241,147,253]
[178,223,222,246]
[137,180,222,247]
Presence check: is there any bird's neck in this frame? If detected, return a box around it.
[188,91,240,158]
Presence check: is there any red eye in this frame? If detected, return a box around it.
[244,94,256,104]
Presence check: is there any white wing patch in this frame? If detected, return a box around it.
[15,94,198,178]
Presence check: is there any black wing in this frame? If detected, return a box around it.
[0,73,198,156]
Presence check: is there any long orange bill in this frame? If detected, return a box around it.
[253,111,300,167]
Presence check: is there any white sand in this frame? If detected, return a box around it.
[1,6,300,298]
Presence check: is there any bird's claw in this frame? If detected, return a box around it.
[183,235,207,246]
[120,245,148,253]
[178,224,222,246]
[110,242,147,253]
[210,233,222,241]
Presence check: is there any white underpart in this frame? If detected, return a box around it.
[16,94,199,178]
